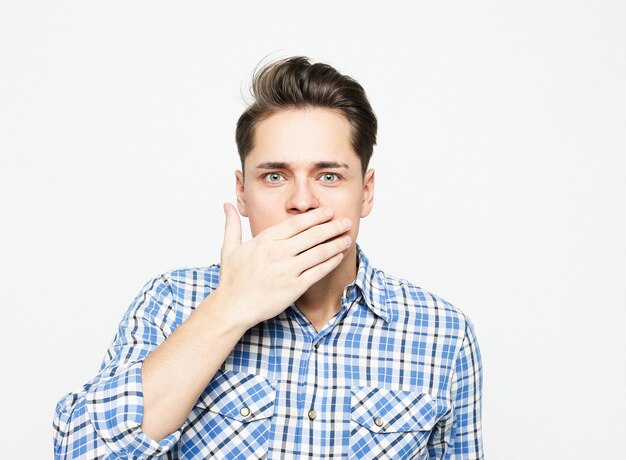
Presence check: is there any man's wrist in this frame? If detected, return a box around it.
[194,287,253,337]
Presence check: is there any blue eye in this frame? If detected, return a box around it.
[264,172,284,182]
[321,173,340,182]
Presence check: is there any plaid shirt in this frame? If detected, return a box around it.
[53,242,483,459]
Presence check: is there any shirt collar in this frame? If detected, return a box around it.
[349,242,391,323]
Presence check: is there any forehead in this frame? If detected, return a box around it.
[247,107,360,169]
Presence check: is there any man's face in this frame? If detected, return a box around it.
[235,107,374,247]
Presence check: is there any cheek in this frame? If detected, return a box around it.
[328,191,363,217]
[246,197,283,236]
[322,186,361,206]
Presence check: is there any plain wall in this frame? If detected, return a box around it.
[1,1,624,458]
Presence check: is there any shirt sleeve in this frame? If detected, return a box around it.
[428,314,484,459]
[52,274,186,459]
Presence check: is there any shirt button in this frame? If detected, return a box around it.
[240,406,251,417]
[374,417,383,427]
[314,342,320,350]
[308,409,317,420]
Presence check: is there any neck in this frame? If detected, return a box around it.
[294,244,358,330]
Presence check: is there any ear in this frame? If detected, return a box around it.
[360,168,375,218]
[235,169,248,217]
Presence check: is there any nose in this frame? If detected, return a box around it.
[285,177,320,214]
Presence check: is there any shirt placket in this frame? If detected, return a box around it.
[289,284,360,458]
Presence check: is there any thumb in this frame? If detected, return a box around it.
[222,202,242,253]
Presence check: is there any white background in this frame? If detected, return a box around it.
[1,1,625,458]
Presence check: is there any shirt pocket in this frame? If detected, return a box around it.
[189,369,276,459]
[348,386,437,460]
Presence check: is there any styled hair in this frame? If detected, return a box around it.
[235,55,377,178]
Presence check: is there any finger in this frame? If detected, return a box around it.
[294,234,351,275]
[286,217,352,256]
[268,207,335,241]
[297,251,345,287]
[222,202,242,253]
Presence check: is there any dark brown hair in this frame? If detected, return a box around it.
[235,56,377,178]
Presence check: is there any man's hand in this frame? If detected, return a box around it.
[211,203,352,330]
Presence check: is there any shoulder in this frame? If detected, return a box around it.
[378,269,474,341]
[129,264,222,329]
[160,263,222,300]
[133,264,221,298]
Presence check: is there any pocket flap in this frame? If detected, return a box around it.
[194,369,276,422]
[350,387,437,433]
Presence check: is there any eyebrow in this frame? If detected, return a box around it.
[254,161,351,170]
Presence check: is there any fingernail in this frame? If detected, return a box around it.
[341,218,351,228]
[324,208,334,217]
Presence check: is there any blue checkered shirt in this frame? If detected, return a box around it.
[53,242,483,459]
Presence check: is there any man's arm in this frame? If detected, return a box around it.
[52,273,188,459]
[53,204,352,457]
[427,315,484,459]
[52,273,252,459]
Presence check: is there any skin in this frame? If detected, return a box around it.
[234,106,375,330]
[140,106,375,442]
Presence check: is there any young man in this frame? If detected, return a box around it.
[53,56,483,459]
